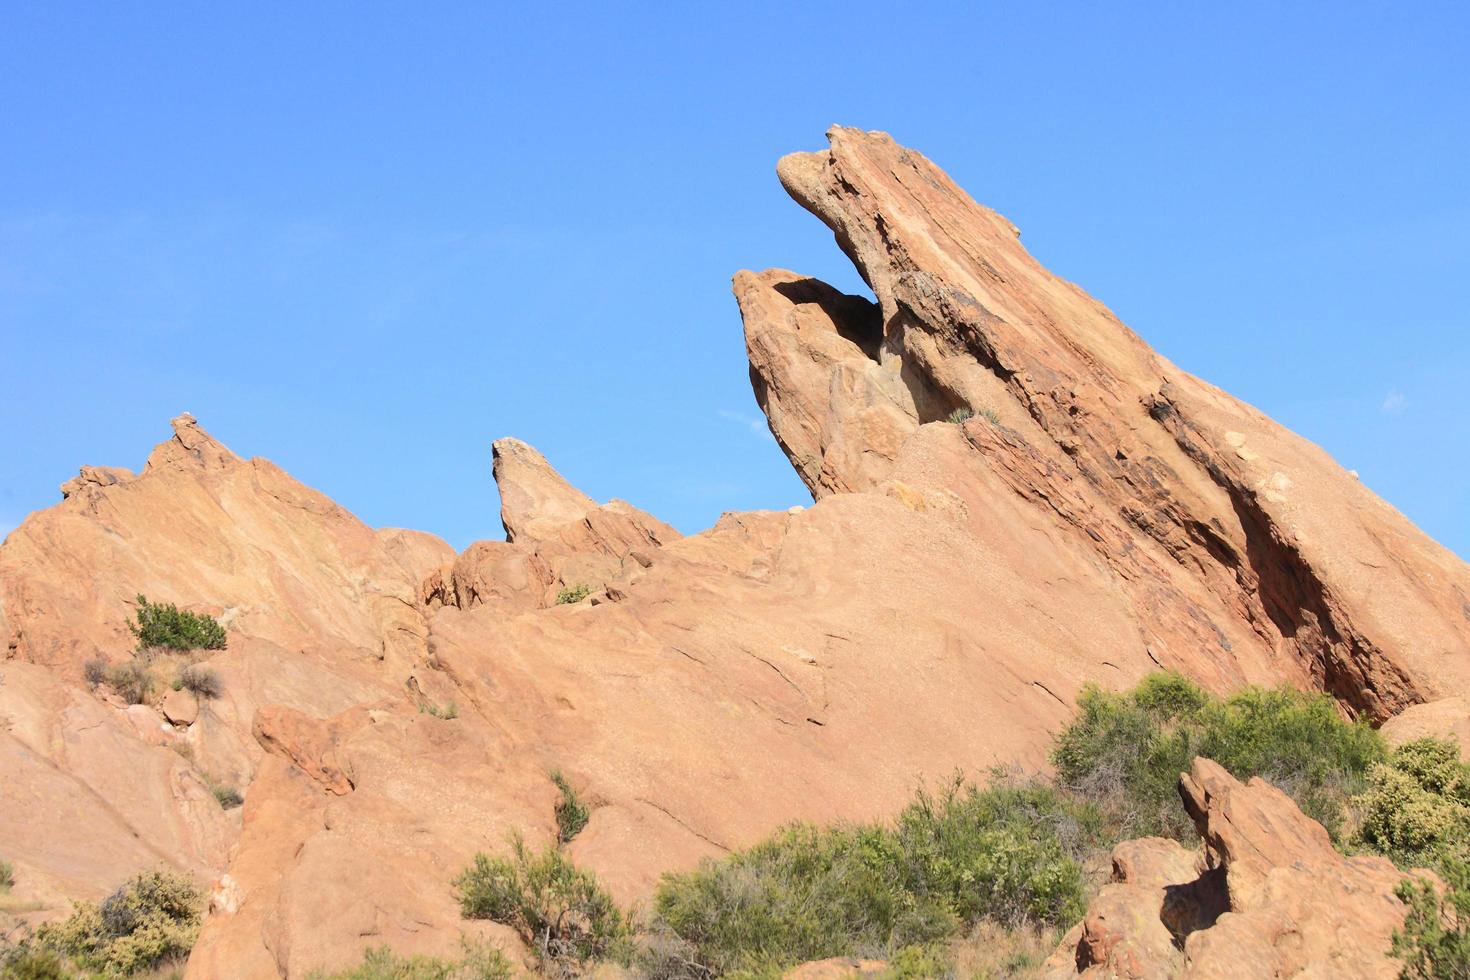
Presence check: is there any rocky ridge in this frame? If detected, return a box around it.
[0,128,1467,977]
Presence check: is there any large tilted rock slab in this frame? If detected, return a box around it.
[1046,758,1420,979]
[739,126,1470,720]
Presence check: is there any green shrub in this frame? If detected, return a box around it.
[178,664,222,699]
[309,940,514,980]
[0,946,69,980]
[35,869,200,975]
[0,858,13,891]
[1357,739,1470,870]
[1051,673,1385,840]
[106,660,155,706]
[455,835,630,970]
[212,785,244,810]
[419,701,458,720]
[128,595,226,652]
[551,770,589,844]
[1392,856,1470,979]
[555,584,593,605]
[946,408,975,424]
[649,774,1095,977]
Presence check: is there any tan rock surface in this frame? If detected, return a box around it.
[1048,758,1419,979]
[0,129,1467,977]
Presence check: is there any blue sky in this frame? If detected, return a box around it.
[2,2,1467,558]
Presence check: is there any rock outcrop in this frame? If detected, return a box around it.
[1,128,1467,977]
[1046,758,1424,979]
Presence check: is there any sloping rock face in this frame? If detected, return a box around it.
[1046,758,1421,978]
[738,127,1470,720]
[0,129,1467,977]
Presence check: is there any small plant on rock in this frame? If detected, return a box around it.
[1392,855,1470,980]
[106,660,155,705]
[128,595,227,652]
[556,584,593,605]
[0,858,13,891]
[211,785,244,810]
[83,657,109,688]
[34,869,201,975]
[551,770,590,844]
[455,835,631,971]
[178,664,223,699]
[946,407,975,424]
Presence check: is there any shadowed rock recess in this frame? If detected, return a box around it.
[1,127,1468,977]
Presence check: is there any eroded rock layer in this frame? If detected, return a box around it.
[0,128,1467,977]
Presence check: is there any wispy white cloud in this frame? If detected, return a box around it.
[717,409,772,439]
[1381,390,1408,415]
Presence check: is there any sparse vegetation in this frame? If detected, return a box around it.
[946,407,974,424]
[177,664,222,700]
[551,770,590,844]
[83,657,108,688]
[308,940,514,980]
[1392,856,1470,980]
[556,584,593,605]
[105,659,155,706]
[420,700,458,720]
[31,869,200,975]
[455,834,632,972]
[0,858,13,891]
[1050,672,1385,840]
[211,784,244,810]
[128,595,226,653]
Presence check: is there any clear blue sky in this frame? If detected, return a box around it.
[3,2,1467,558]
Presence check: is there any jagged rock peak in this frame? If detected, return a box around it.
[143,413,238,473]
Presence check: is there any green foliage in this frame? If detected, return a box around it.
[946,408,974,424]
[555,584,593,605]
[105,660,155,706]
[128,595,226,653]
[0,946,70,980]
[455,834,630,970]
[1357,739,1470,870]
[1392,856,1470,980]
[551,770,590,844]
[649,774,1095,977]
[1051,672,1385,840]
[211,785,244,810]
[177,664,222,699]
[34,869,200,975]
[419,700,458,720]
[309,940,513,980]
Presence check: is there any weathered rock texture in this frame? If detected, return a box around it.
[1,128,1467,977]
[1046,758,1424,979]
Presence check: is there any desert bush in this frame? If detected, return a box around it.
[1357,739,1470,871]
[0,945,70,980]
[419,700,458,720]
[83,657,109,688]
[946,407,975,424]
[128,595,226,652]
[177,664,222,699]
[211,784,244,810]
[310,940,514,979]
[648,773,1094,977]
[556,584,593,605]
[35,869,200,975]
[0,858,13,891]
[1051,673,1385,840]
[106,660,155,706]
[551,770,589,844]
[1392,856,1470,980]
[455,835,630,971]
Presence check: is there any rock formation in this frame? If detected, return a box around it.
[1,128,1468,976]
[1045,758,1426,979]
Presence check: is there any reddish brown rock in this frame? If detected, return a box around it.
[0,129,1467,977]
[1048,758,1419,979]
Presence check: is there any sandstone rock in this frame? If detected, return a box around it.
[1382,696,1470,758]
[1047,758,1419,979]
[782,957,889,978]
[0,129,1466,977]
[162,688,200,727]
